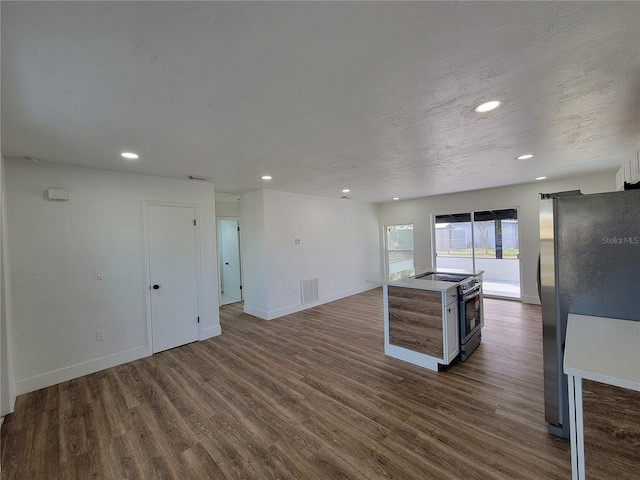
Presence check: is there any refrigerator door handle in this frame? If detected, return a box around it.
[537,254,541,301]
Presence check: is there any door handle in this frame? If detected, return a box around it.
[152,284,160,290]
[225,262,229,265]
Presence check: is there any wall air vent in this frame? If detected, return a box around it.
[300,278,319,304]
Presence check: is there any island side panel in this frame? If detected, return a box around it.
[387,286,443,358]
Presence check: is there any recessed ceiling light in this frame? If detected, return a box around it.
[121,152,139,160]
[393,197,400,201]
[261,175,272,180]
[517,154,534,160]
[536,176,547,181]
[342,189,350,193]
[474,100,501,113]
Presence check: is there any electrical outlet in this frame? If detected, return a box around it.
[95,269,103,280]
[96,329,105,341]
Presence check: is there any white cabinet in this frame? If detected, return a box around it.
[444,288,460,364]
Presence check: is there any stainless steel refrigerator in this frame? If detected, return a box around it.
[539,189,640,438]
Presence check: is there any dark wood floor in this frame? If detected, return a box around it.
[1,289,638,479]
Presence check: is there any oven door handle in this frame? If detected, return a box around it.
[462,287,482,300]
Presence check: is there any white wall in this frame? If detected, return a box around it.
[215,198,241,218]
[240,190,270,317]
[5,160,220,394]
[378,172,615,304]
[241,189,380,319]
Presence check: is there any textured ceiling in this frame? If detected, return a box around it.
[2,1,639,203]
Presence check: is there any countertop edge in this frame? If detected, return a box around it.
[367,277,458,292]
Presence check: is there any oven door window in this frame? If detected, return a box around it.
[461,291,482,342]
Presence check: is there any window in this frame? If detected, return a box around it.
[385,224,414,278]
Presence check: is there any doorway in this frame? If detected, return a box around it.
[146,203,200,353]
[433,208,521,299]
[218,219,242,305]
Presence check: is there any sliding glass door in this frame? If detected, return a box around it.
[434,209,520,298]
[434,213,474,271]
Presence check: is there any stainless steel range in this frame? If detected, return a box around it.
[457,274,483,361]
[413,271,484,361]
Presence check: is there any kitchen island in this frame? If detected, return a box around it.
[368,270,482,371]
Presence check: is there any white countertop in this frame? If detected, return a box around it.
[564,313,640,392]
[367,269,482,292]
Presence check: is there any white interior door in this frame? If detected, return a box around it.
[219,219,242,303]
[147,205,199,353]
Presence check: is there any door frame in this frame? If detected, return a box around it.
[216,216,242,305]
[143,201,203,355]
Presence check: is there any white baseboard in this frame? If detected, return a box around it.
[243,305,270,320]
[16,346,149,395]
[202,325,221,339]
[259,283,379,321]
[522,295,541,305]
[385,343,440,372]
